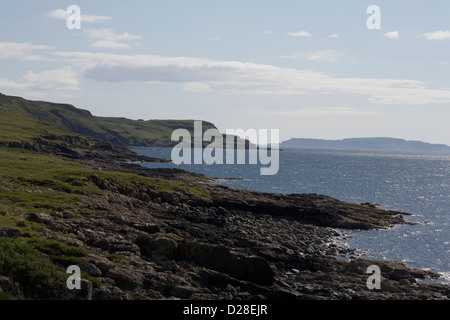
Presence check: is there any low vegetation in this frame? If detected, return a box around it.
[0,99,211,299]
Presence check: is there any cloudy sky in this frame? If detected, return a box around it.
[1,0,450,144]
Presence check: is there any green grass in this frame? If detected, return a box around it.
[0,107,78,144]
[0,94,213,298]
[0,237,67,298]
[0,94,219,147]
[0,146,210,222]
[26,238,89,266]
[106,253,130,266]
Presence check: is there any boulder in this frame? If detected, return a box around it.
[86,254,115,274]
[177,240,275,285]
[0,228,21,238]
[78,262,102,277]
[0,276,24,298]
[137,235,178,260]
[133,223,161,234]
[58,279,93,300]
[106,266,144,291]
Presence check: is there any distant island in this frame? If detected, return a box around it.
[280,137,450,153]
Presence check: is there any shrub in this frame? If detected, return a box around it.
[0,238,66,298]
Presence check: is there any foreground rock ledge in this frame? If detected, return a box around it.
[1,155,449,300]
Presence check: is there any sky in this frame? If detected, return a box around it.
[1,0,450,144]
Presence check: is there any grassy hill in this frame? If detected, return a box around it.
[0,93,219,147]
[0,97,213,299]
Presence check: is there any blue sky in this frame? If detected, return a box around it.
[1,0,450,144]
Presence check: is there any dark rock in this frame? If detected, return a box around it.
[50,212,64,219]
[38,227,53,239]
[177,240,275,285]
[170,285,201,299]
[28,212,53,224]
[133,223,161,234]
[86,254,115,274]
[91,238,140,255]
[58,279,93,300]
[107,267,144,291]
[63,211,75,219]
[78,262,102,277]
[139,236,178,261]
[0,276,24,298]
[0,228,21,238]
[399,278,411,286]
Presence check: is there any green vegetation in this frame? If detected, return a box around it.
[0,93,213,298]
[0,145,210,217]
[0,106,79,144]
[0,94,218,147]
[26,238,89,266]
[106,253,130,266]
[0,238,66,298]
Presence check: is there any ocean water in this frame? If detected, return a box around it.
[132,147,450,282]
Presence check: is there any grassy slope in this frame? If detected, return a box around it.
[0,103,210,299]
[0,94,219,147]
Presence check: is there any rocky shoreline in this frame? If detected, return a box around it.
[0,142,449,300]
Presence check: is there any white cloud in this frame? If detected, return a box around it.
[383,31,399,39]
[52,50,450,105]
[49,9,112,23]
[182,82,212,92]
[259,30,273,35]
[279,50,344,62]
[0,42,52,60]
[0,67,80,94]
[85,29,141,42]
[423,30,450,41]
[267,107,385,117]
[91,40,131,49]
[328,33,339,39]
[287,31,312,38]
[84,28,142,49]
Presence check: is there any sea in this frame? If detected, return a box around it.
[132,147,450,283]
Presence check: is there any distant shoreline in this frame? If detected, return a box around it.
[280,137,450,153]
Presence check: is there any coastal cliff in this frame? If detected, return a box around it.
[0,96,449,300]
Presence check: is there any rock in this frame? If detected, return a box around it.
[389,268,416,283]
[28,212,53,224]
[0,228,21,238]
[94,285,132,300]
[50,212,64,219]
[177,240,275,285]
[86,254,115,274]
[92,286,112,300]
[78,262,102,277]
[38,227,53,238]
[59,279,93,300]
[225,284,238,298]
[107,266,144,291]
[399,278,411,286]
[159,260,180,273]
[138,236,178,261]
[0,276,24,298]
[91,238,140,255]
[133,223,160,234]
[170,285,201,299]
[63,211,75,219]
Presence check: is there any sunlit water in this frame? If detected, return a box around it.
[132,147,450,282]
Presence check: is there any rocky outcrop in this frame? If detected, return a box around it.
[1,142,448,300]
[0,228,21,238]
[0,276,24,298]
[137,234,275,285]
[3,166,444,300]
